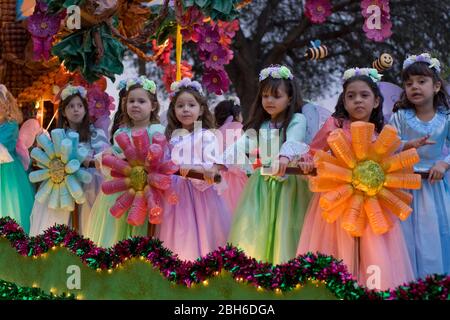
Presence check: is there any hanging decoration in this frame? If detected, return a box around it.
[309,121,421,236]
[361,0,392,42]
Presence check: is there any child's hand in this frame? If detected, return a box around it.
[203,165,218,184]
[404,135,436,150]
[179,165,191,178]
[298,161,315,175]
[428,161,449,183]
[274,156,290,176]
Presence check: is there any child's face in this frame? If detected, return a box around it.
[64,96,86,127]
[261,83,290,120]
[404,75,441,108]
[343,80,379,123]
[126,88,154,125]
[174,92,202,130]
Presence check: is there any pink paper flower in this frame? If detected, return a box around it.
[363,16,392,42]
[198,25,220,52]
[203,68,230,95]
[204,47,232,70]
[87,86,115,121]
[304,0,332,24]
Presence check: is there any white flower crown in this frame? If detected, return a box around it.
[342,68,382,83]
[259,65,294,82]
[403,53,441,73]
[60,85,87,101]
[170,78,204,96]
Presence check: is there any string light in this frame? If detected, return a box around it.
[202,280,209,286]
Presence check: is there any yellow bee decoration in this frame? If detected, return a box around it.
[373,53,394,72]
[304,40,329,60]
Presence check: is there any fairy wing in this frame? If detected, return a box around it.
[16,118,42,169]
[378,81,403,123]
[302,102,331,144]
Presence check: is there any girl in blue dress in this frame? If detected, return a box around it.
[390,53,450,279]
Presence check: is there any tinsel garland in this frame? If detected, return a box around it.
[0,279,74,300]
[0,217,449,300]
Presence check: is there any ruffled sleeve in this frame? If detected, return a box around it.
[279,113,309,161]
[389,110,409,151]
[0,121,19,153]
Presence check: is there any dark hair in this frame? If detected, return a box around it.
[214,99,241,127]
[110,87,127,144]
[57,93,91,142]
[393,62,450,113]
[165,88,215,138]
[244,76,303,142]
[332,75,385,133]
[121,84,160,127]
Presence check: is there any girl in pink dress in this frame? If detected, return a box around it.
[214,98,248,213]
[297,68,414,290]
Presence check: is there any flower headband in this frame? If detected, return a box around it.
[402,53,441,73]
[125,76,157,94]
[228,96,240,107]
[170,77,204,97]
[60,85,87,101]
[116,79,127,91]
[259,65,294,82]
[342,68,382,83]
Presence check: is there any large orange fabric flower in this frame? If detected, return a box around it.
[309,121,421,237]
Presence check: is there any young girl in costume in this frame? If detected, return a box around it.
[214,97,248,212]
[86,76,165,247]
[390,53,450,279]
[227,65,312,265]
[297,68,414,290]
[29,84,109,236]
[0,84,35,233]
[155,78,231,261]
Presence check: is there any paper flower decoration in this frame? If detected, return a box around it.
[101,131,179,226]
[309,121,421,237]
[29,129,93,211]
[304,0,332,24]
[27,1,64,61]
[87,86,115,120]
[202,69,230,95]
[361,0,392,42]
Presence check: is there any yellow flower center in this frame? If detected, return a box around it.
[213,55,218,61]
[317,5,324,13]
[40,22,48,29]
[49,159,66,184]
[351,160,385,196]
[206,37,211,43]
[96,102,102,109]
[212,78,218,83]
[129,166,147,191]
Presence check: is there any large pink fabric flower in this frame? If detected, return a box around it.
[203,68,230,95]
[363,15,392,42]
[361,0,390,17]
[304,0,332,24]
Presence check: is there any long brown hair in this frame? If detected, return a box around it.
[165,88,215,138]
[393,62,450,113]
[56,93,91,142]
[244,77,303,143]
[121,84,160,127]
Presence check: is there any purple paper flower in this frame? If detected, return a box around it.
[304,0,332,24]
[198,25,220,53]
[87,87,115,120]
[203,68,230,95]
[204,47,232,70]
[27,1,63,61]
